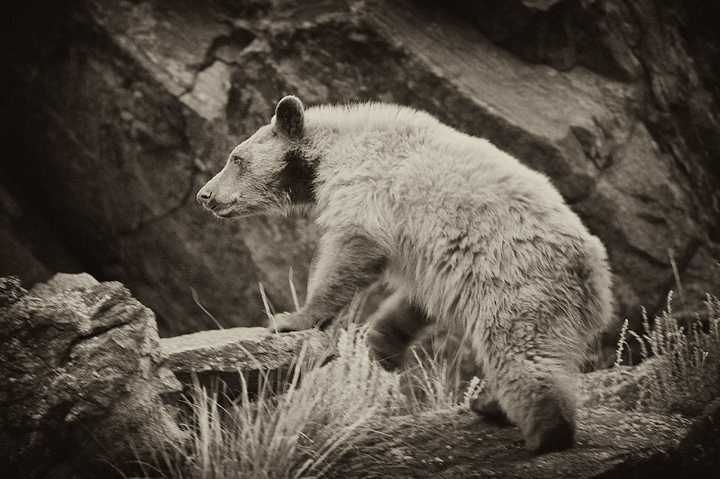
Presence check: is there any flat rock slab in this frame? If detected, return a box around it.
[160,327,333,395]
[161,327,332,371]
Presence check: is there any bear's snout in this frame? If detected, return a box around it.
[196,185,215,207]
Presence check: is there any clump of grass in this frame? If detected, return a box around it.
[138,316,472,478]
[615,292,720,415]
[144,274,481,479]
[138,327,383,479]
[185,337,380,479]
[400,326,481,409]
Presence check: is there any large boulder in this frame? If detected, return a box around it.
[0,275,184,479]
[1,0,718,337]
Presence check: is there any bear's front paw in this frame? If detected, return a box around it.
[268,311,312,333]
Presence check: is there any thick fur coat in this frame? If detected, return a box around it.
[197,96,613,453]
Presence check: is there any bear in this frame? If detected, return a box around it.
[197,95,613,453]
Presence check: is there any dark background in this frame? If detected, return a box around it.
[1,0,719,345]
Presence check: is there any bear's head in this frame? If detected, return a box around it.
[197,95,315,218]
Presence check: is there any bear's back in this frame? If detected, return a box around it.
[308,103,584,252]
[305,102,611,334]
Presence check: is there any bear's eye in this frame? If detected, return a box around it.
[231,155,249,175]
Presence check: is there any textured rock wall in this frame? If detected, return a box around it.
[0,275,184,478]
[1,0,718,337]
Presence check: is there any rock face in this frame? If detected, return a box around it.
[0,275,184,479]
[1,0,719,336]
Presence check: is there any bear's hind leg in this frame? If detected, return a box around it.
[469,381,512,426]
[485,349,577,453]
[366,291,430,370]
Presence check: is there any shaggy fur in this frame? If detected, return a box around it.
[197,96,614,453]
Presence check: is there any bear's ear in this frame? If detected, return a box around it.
[274,96,304,139]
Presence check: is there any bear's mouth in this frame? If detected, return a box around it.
[205,197,270,219]
[206,201,240,218]
[210,201,263,219]
[213,209,237,218]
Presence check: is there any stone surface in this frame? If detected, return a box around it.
[0,0,718,338]
[0,276,25,308]
[161,326,333,397]
[1,274,717,477]
[325,365,720,478]
[675,397,720,476]
[0,275,184,479]
[28,272,100,298]
[327,405,697,478]
[162,326,332,372]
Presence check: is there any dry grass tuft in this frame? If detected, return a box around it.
[615,292,720,416]
[136,299,474,479]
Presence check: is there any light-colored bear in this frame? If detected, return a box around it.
[197,96,613,453]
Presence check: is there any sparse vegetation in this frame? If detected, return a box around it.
[140,278,720,478]
[136,297,475,479]
[615,292,720,415]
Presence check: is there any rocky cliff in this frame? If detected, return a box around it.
[1,0,718,337]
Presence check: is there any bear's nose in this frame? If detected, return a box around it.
[197,187,213,205]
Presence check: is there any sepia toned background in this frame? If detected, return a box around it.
[1,0,719,340]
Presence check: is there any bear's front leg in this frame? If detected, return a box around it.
[270,230,388,332]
